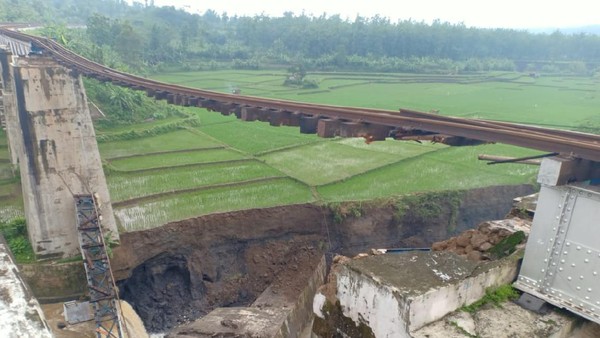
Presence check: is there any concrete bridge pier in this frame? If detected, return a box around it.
[0,49,22,169]
[0,53,118,259]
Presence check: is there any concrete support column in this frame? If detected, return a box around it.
[0,49,23,170]
[11,56,118,259]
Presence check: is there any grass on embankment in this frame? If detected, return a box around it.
[6,70,591,231]
[106,148,247,171]
[259,140,445,186]
[113,178,314,231]
[317,143,541,201]
[98,129,222,158]
[107,160,283,202]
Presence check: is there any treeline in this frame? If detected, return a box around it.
[3,0,600,74]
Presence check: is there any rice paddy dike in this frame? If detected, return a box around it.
[1,70,599,232]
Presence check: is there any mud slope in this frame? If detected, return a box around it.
[113,184,535,332]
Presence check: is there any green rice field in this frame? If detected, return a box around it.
[2,70,597,229]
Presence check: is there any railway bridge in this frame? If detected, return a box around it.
[1,28,600,332]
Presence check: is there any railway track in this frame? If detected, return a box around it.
[1,28,599,161]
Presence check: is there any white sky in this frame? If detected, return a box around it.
[138,0,599,29]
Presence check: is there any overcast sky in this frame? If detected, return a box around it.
[139,0,598,29]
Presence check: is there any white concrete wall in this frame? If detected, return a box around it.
[335,255,519,337]
[0,237,52,337]
[408,260,518,331]
[11,57,118,258]
[337,265,410,338]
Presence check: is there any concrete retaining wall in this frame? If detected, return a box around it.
[336,252,521,337]
[18,261,87,303]
[277,255,327,337]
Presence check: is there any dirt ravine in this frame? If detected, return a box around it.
[112,184,535,333]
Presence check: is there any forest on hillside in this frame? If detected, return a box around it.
[1,0,600,75]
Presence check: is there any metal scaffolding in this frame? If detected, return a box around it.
[75,195,124,338]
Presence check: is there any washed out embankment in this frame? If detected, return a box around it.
[112,184,535,333]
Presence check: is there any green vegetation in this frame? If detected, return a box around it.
[198,120,320,154]
[107,161,282,202]
[317,144,541,201]
[95,116,200,143]
[395,191,463,233]
[487,231,527,259]
[107,148,246,171]
[3,70,587,232]
[461,285,520,313]
[113,178,314,231]
[85,78,185,126]
[6,1,600,76]
[2,1,597,233]
[98,129,222,158]
[329,202,364,224]
[155,70,600,132]
[260,141,442,186]
[0,218,34,263]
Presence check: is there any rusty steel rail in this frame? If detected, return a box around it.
[2,28,599,161]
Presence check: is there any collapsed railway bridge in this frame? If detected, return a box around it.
[1,27,600,337]
[1,27,600,162]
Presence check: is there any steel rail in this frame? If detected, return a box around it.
[2,28,599,161]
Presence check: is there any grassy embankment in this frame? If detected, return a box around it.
[2,71,598,231]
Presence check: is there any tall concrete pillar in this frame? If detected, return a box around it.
[9,56,118,259]
[0,49,23,169]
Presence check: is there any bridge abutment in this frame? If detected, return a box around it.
[0,54,118,259]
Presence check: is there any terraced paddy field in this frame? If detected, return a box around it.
[3,71,597,229]
[154,70,600,132]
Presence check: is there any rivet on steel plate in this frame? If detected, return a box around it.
[559,268,563,271]
[588,250,592,254]
[577,246,581,250]
[588,288,592,292]
[566,243,571,246]
[541,269,545,273]
[564,251,568,255]
[577,286,582,290]
[580,276,584,279]
[586,296,590,300]
[568,277,572,280]
[561,259,565,263]
[585,259,589,263]
[594,272,598,276]
[572,263,576,267]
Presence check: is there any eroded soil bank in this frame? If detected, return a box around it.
[112,184,535,333]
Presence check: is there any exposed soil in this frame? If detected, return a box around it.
[118,234,324,333]
[112,184,535,333]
